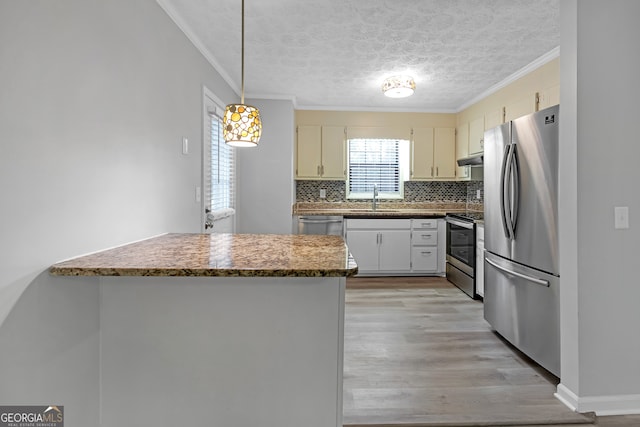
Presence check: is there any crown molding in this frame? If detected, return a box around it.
[294,105,457,114]
[456,46,560,112]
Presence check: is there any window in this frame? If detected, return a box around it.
[209,112,235,212]
[347,138,409,199]
[203,89,235,223]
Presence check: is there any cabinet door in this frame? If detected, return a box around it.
[378,229,411,271]
[433,127,456,179]
[504,93,537,122]
[456,123,469,180]
[468,117,484,155]
[345,230,379,272]
[296,126,321,178]
[484,108,503,131]
[321,126,346,179]
[411,128,434,179]
[538,85,560,110]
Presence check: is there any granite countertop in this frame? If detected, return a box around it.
[50,233,358,278]
[292,202,473,218]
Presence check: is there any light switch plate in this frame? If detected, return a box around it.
[614,206,629,229]
[182,137,189,155]
[319,189,326,199]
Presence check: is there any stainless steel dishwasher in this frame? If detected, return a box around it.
[295,215,344,236]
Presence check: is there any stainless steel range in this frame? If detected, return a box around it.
[445,212,483,299]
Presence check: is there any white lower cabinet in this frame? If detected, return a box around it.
[476,224,485,297]
[411,219,439,273]
[411,245,437,271]
[345,219,411,274]
[379,229,412,271]
[345,218,445,276]
[344,229,380,272]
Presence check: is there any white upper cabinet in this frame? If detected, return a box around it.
[504,92,538,122]
[484,108,503,131]
[320,126,347,179]
[456,123,470,180]
[468,117,485,155]
[538,85,560,110]
[433,128,456,179]
[296,125,321,178]
[411,127,435,179]
[295,125,345,180]
[411,127,456,180]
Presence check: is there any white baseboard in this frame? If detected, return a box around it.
[556,383,640,415]
[555,384,579,412]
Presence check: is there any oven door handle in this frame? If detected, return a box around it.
[445,217,474,229]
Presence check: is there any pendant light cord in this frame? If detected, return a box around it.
[241,0,245,104]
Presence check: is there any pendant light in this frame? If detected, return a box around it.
[223,0,262,147]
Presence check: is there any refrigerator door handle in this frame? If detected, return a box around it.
[503,144,516,239]
[485,258,550,287]
[510,144,520,236]
[500,144,512,239]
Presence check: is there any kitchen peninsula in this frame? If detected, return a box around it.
[50,233,356,427]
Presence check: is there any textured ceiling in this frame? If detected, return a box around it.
[158,0,560,112]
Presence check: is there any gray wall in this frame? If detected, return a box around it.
[559,0,640,413]
[236,98,295,234]
[0,0,237,424]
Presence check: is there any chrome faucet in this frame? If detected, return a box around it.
[372,184,379,211]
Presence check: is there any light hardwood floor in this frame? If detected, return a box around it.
[342,277,625,426]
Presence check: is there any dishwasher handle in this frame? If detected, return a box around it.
[298,217,343,224]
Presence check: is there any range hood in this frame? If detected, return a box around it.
[457,154,483,167]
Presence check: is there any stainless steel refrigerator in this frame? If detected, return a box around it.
[483,105,560,377]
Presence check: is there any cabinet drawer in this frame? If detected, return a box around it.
[412,247,437,271]
[412,230,438,246]
[411,219,438,229]
[346,218,410,230]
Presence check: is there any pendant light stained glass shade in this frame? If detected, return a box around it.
[223,0,262,148]
[223,104,262,147]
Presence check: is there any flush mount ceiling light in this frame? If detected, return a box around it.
[223,0,262,147]
[382,75,416,98]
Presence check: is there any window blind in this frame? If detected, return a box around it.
[208,112,235,213]
[348,139,401,195]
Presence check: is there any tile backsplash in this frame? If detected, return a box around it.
[296,179,484,207]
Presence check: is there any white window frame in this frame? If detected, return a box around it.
[203,87,236,230]
[346,138,409,200]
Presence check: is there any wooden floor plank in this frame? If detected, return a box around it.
[342,277,595,426]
